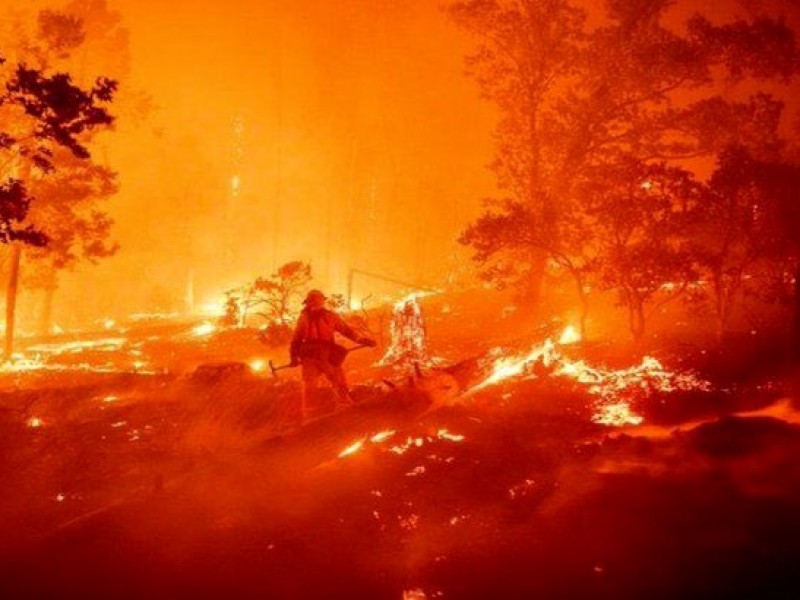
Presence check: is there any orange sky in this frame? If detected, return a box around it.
[2,0,798,329]
[6,0,497,324]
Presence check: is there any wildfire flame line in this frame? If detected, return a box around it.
[338,428,466,460]
[467,327,710,427]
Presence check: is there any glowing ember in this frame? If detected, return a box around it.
[558,325,581,345]
[508,479,536,500]
[406,465,426,477]
[338,438,366,458]
[249,359,267,373]
[192,322,217,337]
[469,339,557,391]
[27,417,43,428]
[399,513,420,531]
[0,355,123,375]
[339,428,466,459]
[103,395,118,403]
[26,337,126,355]
[592,402,644,426]
[437,428,465,442]
[370,430,396,443]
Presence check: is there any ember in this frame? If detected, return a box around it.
[370,430,397,443]
[192,322,217,337]
[337,438,366,459]
[248,359,267,373]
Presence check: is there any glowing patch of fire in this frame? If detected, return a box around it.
[192,322,217,337]
[339,428,466,459]
[337,438,366,458]
[437,428,465,442]
[249,359,266,373]
[470,327,709,427]
[370,430,396,443]
[558,325,581,345]
[593,402,644,426]
[379,294,429,367]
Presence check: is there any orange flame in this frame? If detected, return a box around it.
[379,294,429,367]
[370,430,397,443]
[337,438,366,458]
[469,328,709,427]
[339,428,466,459]
[558,325,581,345]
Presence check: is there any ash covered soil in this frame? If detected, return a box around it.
[1,293,800,600]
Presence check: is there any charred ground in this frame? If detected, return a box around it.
[0,293,799,600]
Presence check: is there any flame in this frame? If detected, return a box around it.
[0,354,126,375]
[192,322,217,337]
[26,337,126,356]
[592,402,644,426]
[437,428,465,442]
[249,359,267,373]
[379,293,430,367]
[558,325,581,345]
[337,438,366,458]
[469,339,557,391]
[470,337,709,427]
[370,430,396,443]
[27,416,43,428]
[198,300,226,317]
[339,428,466,459]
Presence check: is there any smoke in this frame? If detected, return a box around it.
[34,0,497,326]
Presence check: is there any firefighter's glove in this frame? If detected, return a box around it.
[358,337,377,348]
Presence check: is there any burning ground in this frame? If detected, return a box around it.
[1,294,800,599]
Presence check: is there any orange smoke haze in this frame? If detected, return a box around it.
[3,0,496,328]
[3,0,799,331]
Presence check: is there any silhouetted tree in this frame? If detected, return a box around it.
[448,0,586,305]
[249,261,313,325]
[24,148,119,335]
[583,158,702,340]
[451,0,800,326]
[227,261,313,330]
[0,35,116,356]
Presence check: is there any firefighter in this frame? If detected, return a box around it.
[290,289,376,421]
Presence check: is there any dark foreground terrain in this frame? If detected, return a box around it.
[1,302,799,600]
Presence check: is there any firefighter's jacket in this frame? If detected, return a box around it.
[291,308,360,363]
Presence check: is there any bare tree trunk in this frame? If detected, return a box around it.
[522,249,548,315]
[40,281,57,337]
[573,273,589,341]
[628,297,646,342]
[713,273,725,341]
[4,244,21,360]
